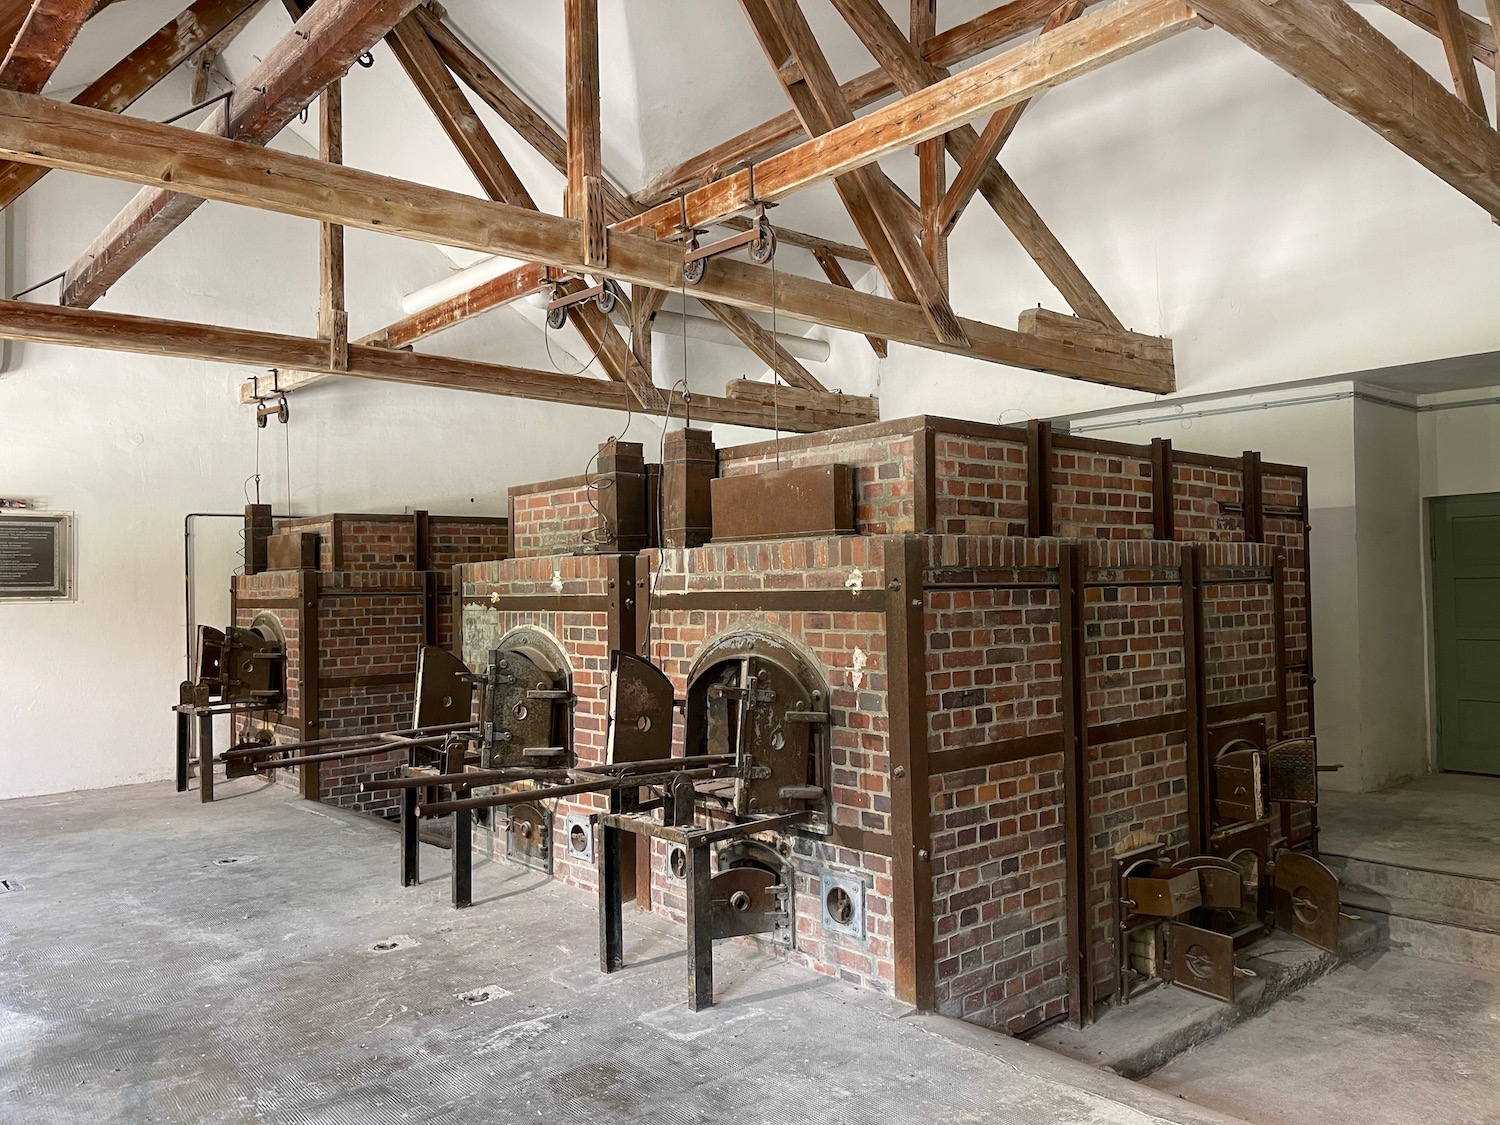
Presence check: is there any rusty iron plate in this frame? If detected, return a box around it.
[504,801,552,874]
[1274,851,1341,953]
[709,463,855,543]
[484,648,561,768]
[1214,747,1265,823]
[710,865,788,940]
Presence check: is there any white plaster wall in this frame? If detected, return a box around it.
[1419,399,1500,499]
[1351,400,1428,790]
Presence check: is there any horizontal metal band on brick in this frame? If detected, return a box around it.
[461,594,612,612]
[826,823,893,857]
[1208,696,1279,724]
[231,596,302,610]
[316,587,428,598]
[648,588,886,613]
[318,673,412,690]
[1084,566,1179,586]
[923,567,1058,589]
[930,731,1063,775]
[1200,566,1275,584]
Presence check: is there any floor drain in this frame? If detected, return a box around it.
[458,985,511,1006]
[372,940,400,952]
[0,878,22,893]
[212,856,257,867]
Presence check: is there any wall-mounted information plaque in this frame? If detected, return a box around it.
[0,512,73,601]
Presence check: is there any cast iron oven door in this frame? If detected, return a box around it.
[606,652,676,764]
[482,648,568,768]
[1162,922,1237,1003]
[194,622,285,706]
[1274,851,1342,953]
[413,645,473,729]
[709,656,822,818]
[714,840,794,946]
[1213,738,1265,824]
[1266,738,1319,804]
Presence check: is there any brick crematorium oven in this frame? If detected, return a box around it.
[175,510,509,815]
[442,415,1328,1034]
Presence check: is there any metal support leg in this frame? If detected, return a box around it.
[175,711,190,792]
[451,809,472,908]
[400,785,421,887]
[686,839,714,1011]
[197,712,214,803]
[599,820,624,972]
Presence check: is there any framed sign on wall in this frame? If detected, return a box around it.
[0,512,74,601]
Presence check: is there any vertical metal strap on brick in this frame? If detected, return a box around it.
[1273,551,1289,739]
[449,564,465,659]
[605,551,649,907]
[1180,546,1208,853]
[885,535,934,1009]
[1027,420,1053,537]
[297,567,321,801]
[1242,451,1264,543]
[913,421,938,534]
[1058,543,1094,1027]
[1151,438,1175,541]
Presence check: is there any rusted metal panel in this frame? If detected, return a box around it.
[1059,542,1094,1024]
[709,463,855,543]
[1268,738,1318,804]
[1164,922,1237,1002]
[244,503,273,575]
[268,530,319,571]
[1275,851,1341,953]
[596,439,649,552]
[1127,870,1202,917]
[1027,420,1053,537]
[413,645,471,729]
[1151,437,1175,540]
[606,651,675,765]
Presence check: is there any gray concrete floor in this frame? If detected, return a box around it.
[0,780,1252,1125]
[1144,950,1500,1125]
[1320,773,1500,879]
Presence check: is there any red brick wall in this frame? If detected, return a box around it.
[508,478,600,557]
[932,432,1028,537]
[1174,460,1246,542]
[1052,445,1155,540]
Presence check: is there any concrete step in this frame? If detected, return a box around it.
[1326,854,1500,923]
[1028,916,1378,1081]
[1324,853,1500,968]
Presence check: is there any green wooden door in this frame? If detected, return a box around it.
[1432,493,1500,776]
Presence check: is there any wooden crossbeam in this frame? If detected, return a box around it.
[189,0,269,102]
[830,0,1116,328]
[639,0,1099,206]
[0,298,872,429]
[911,0,948,292]
[743,0,967,347]
[1371,0,1496,71]
[1489,0,1500,127]
[631,284,667,373]
[59,0,422,310]
[0,88,1174,390]
[366,263,549,349]
[0,0,260,209]
[811,246,886,357]
[699,299,827,392]
[620,0,1200,257]
[1192,0,1500,220]
[1431,0,1487,113]
[0,0,91,93]
[564,0,599,221]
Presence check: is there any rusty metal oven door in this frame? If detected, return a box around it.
[1163,922,1238,1003]
[606,652,675,764]
[413,645,473,729]
[733,655,823,818]
[483,648,566,768]
[1214,741,1266,823]
[1266,738,1319,804]
[1274,851,1341,953]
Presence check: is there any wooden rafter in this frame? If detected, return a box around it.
[639,0,1101,206]
[1371,0,1496,72]
[1192,0,1500,219]
[911,0,948,292]
[0,87,1174,390]
[564,0,599,221]
[318,77,345,358]
[0,0,91,93]
[59,0,423,310]
[811,246,886,358]
[699,298,827,392]
[0,299,874,429]
[618,0,1200,253]
[829,0,1115,328]
[741,0,969,348]
[0,0,261,209]
[631,283,667,373]
[1431,0,1486,113]
[1489,0,1500,126]
[189,0,269,102]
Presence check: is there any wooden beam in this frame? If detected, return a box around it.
[1018,306,1173,367]
[1370,0,1495,72]
[1192,0,1500,220]
[1489,0,1500,127]
[318,79,343,335]
[745,0,968,348]
[0,0,260,209]
[189,0,269,103]
[912,0,948,291]
[700,298,827,391]
[830,0,1114,328]
[367,263,548,349]
[0,89,1174,391]
[59,0,422,309]
[1431,0,1486,113]
[631,283,667,373]
[0,0,91,93]
[811,246,886,357]
[0,298,872,430]
[564,0,599,221]
[624,0,1199,285]
[639,0,1102,206]
[387,15,533,207]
